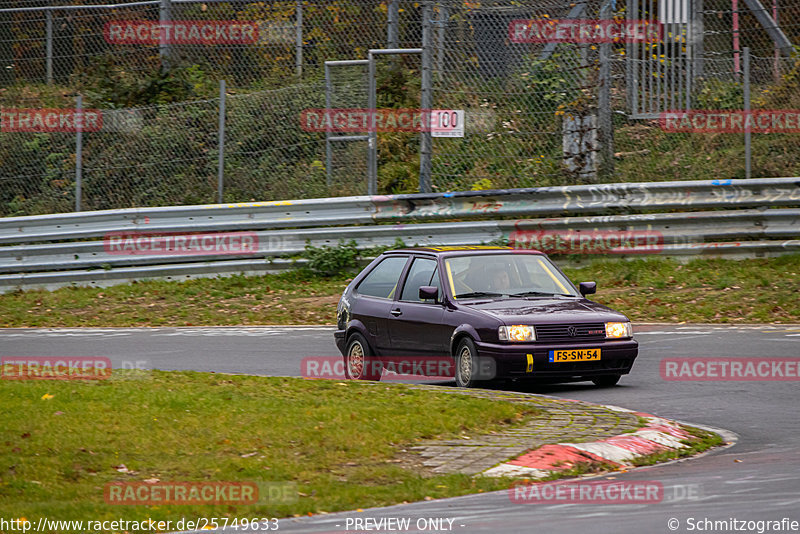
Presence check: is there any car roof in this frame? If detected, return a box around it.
[384,246,546,256]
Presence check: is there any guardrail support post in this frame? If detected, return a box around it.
[217,79,226,204]
[75,94,83,212]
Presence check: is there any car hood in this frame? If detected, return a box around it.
[461,297,629,324]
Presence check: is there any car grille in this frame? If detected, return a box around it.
[535,322,606,342]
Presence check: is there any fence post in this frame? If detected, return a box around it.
[295,0,303,78]
[419,1,433,194]
[217,79,226,203]
[691,0,704,80]
[387,0,399,49]
[325,63,332,188]
[743,47,751,179]
[436,3,447,81]
[598,0,614,179]
[75,94,83,212]
[159,0,172,71]
[45,8,53,84]
[367,51,377,195]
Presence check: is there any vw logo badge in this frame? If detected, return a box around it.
[567,325,578,337]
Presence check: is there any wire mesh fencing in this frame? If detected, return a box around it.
[430,0,622,191]
[0,0,422,88]
[0,83,329,216]
[1,0,799,216]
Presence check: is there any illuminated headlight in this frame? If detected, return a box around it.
[499,325,536,342]
[605,321,632,339]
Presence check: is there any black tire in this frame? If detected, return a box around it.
[344,333,382,381]
[454,337,480,388]
[592,374,621,387]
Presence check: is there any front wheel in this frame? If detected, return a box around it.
[454,337,480,388]
[592,374,621,387]
[344,333,382,381]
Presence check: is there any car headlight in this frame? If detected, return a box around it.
[499,325,536,342]
[337,295,349,330]
[605,321,632,339]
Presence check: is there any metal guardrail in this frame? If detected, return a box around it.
[2,208,799,274]
[3,177,800,245]
[1,178,799,292]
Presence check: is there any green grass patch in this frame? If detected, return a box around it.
[562,254,800,323]
[1,255,798,327]
[0,372,537,530]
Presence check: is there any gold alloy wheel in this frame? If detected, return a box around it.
[458,345,473,384]
[347,341,365,379]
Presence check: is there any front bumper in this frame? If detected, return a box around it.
[334,329,347,355]
[475,338,638,381]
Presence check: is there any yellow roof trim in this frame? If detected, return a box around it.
[425,245,510,252]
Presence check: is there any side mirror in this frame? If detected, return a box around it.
[579,282,597,296]
[419,286,439,301]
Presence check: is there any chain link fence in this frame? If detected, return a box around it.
[0,0,418,87]
[1,0,799,216]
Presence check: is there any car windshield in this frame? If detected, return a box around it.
[443,253,579,299]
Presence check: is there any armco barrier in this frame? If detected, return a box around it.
[0,178,798,292]
[1,209,798,274]
[2,177,799,245]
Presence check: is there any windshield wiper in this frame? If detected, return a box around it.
[455,291,503,299]
[510,291,573,298]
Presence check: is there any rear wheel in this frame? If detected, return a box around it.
[344,333,382,381]
[454,337,479,388]
[592,374,621,387]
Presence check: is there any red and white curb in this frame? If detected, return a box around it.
[483,405,702,478]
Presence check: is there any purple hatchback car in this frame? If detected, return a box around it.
[334,246,638,388]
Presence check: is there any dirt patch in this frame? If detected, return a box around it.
[292,294,341,306]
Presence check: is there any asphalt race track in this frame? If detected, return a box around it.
[2,325,799,534]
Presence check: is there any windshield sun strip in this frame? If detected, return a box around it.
[445,260,457,300]
[536,258,570,294]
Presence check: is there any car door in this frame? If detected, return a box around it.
[352,255,410,353]
[388,256,449,357]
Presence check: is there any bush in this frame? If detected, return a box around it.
[301,237,407,276]
[303,239,361,276]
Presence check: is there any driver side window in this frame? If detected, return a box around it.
[400,258,439,302]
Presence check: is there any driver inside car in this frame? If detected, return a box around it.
[488,267,511,292]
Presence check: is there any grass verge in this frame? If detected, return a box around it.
[0,372,538,531]
[1,255,798,327]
